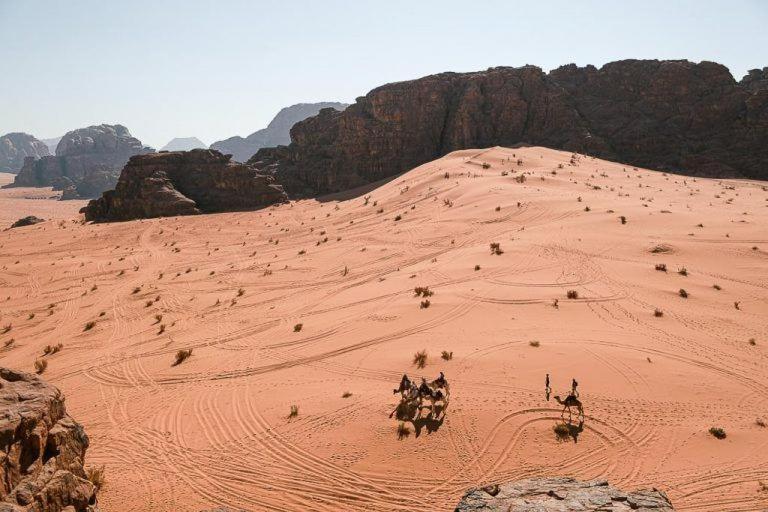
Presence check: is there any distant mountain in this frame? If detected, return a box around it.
[41,137,62,155]
[160,137,207,152]
[211,102,348,163]
[0,133,50,173]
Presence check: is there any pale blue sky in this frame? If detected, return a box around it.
[1,0,766,149]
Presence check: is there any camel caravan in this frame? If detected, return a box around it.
[390,371,450,421]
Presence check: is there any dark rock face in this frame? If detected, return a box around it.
[211,102,349,163]
[81,149,288,222]
[3,125,153,199]
[251,60,768,195]
[455,478,674,511]
[0,367,99,512]
[9,216,45,229]
[0,133,50,174]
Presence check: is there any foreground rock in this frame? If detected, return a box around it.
[81,149,288,222]
[4,125,153,199]
[0,133,50,174]
[455,478,674,511]
[9,216,45,229]
[251,60,768,195]
[211,102,348,163]
[0,367,99,512]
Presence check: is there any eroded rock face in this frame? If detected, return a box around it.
[81,149,288,222]
[0,134,50,174]
[3,125,153,199]
[0,367,99,512]
[455,478,674,511]
[211,102,348,163]
[251,60,768,195]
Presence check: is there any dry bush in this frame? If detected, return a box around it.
[173,348,193,366]
[158,324,166,334]
[237,288,245,297]
[3,339,14,348]
[679,288,689,298]
[708,427,726,439]
[655,263,667,272]
[342,392,352,398]
[489,242,503,255]
[294,323,303,332]
[34,359,47,374]
[553,423,570,442]
[474,264,481,271]
[749,338,756,346]
[756,418,766,428]
[397,422,411,440]
[566,290,579,299]
[441,350,453,361]
[86,466,106,491]
[1,324,11,334]
[132,286,141,294]
[288,405,299,419]
[713,284,722,290]
[482,162,491,169]
[654,309,664,317]
[394,215,402,221]
[84,321,96,331]
[413,350,427,369]
[619,216,627,224]
[677,267,688,276]
[414,286,434,297]
[420,299,431,309]
[154,314,163,324]
[529,340,540,347]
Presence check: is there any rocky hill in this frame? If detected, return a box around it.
[0,367,100,512]
[211,102,348,163]
[455,478,674,511]
[250,60,768,195]
[160,137,207,152]
[81,149,287,222]
[3,124,153,199]
[0,133,50,174]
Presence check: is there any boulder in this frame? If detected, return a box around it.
[211,102,348,163]
[250,60,768,195]
[0,367,99,512]
[454,478,674,511]
[81,149,288,222]
[0,134,50,174]
[3,125,153,199]
[10,216,45,229]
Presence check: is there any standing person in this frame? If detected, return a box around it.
[545,373,551,401]
[571,378,579,398]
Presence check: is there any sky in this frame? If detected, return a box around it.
[1,0,766,149]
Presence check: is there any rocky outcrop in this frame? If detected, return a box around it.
[81,149,288,222]
[250,60,768,195]
[0,367,99,512]
[9,216,45,229]
[3,125,153,199]
[159,137,207,152]
[455,478,674,511]
[211,102,348,163]
[0,134,50,174]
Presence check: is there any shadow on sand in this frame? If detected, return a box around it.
[553,416,585,444]
[393,400,446,438]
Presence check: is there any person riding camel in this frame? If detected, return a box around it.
[419,377,433,397]
[434,371,447,388]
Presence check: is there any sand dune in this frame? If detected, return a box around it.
[1,147,767,511]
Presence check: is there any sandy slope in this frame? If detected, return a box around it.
[1,147,767,511]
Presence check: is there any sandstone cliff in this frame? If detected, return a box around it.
[250,60,768,195]
[211,102,348,163]
[0,134,50,174]
[81,149,288,222]
[455,478,674,511]
[3,125,153,199]
[0,367,99,512]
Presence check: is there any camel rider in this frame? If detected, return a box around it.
[419,377,433,397]
[434,371,447,388]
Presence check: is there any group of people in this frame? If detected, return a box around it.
[390,371,450,419]
[545,374,579,401]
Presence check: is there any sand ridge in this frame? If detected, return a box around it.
[1,147,767,511]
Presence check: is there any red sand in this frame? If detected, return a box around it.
[1,147,767,511]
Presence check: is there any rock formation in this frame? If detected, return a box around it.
[81,149,288,222]
[9,216,45,229]
[250,60,768,195]
[3,125,153,199]
[40,138,61,156]
[159,137,207,152]
[211,102,349,163]
[0,367,99,512]
[454,478,674,511]
[0,133,50,174]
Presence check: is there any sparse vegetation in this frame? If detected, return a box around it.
[84,321,96,331]
[420,299,431,309]
[489,242,503,255]
[749,338,756,346]
[173,348,193,366]
[237,288,245,297]
[394,215,402,221]
[1,324,11,334]
[713,284,722,291]
[34,359,47,374]
[158,324,166,334]
[529,340,540,347]
[566,290,579,299]
[654,309,664,317]
[154,314,163,324]
[474,264,481,271]
[441,350,453,361]
[288,405,299,419]
[679,288,689,298]
[708,427,726,439]
[482,162,491,169]
[678,267,688,276]
[414,286,434,297]
[86,466,106,491]
[619,215,627,224]
[655,263,667,272]
[294,323,303,332]
[342,391,352,398]
[413,350,427,369]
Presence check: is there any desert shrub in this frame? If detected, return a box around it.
[394,215,402,221]
[420,299,431,309]
[441,350,453,361]
[414,286,433,297]
[713,284,722,290]
[413,350,427,368]
[679,288,689,298]
[678,267,688,276]
[84,321,96,331]
[495,206,501,212]
[342,392,352,398]
[514,174,526,184]
[3,339,14,348]
[474,264,481,271]
[482,162,491,169]
[708,427,726,439]
[294,323,303,332]
[584,206,591,212]
[34,359,47,374]
[86,466,106,491]
[749,338,756,346]
[654,309,664,317]
[288,405,299,418]
[756,418,766,428]
[298,249,306,255]
[173,348,193,366]
[489,242,503,255]
[619,216,627,224]
[529,340,540,347]
[655,263,667,272]
[566,290,579,299]
[1,324,11,334]
[237,288,245,297]
[154,314,163,324]
[553,423,570,442]
[158,324,166,334]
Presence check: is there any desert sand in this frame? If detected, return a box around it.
[1,147,767,511]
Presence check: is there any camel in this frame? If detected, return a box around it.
[554,394,583,419]
[393,374,413,398]
[416,378,448,419]
[429,371,450,398]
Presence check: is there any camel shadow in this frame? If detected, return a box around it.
[553,417,584,444]
[394,401,446,438]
